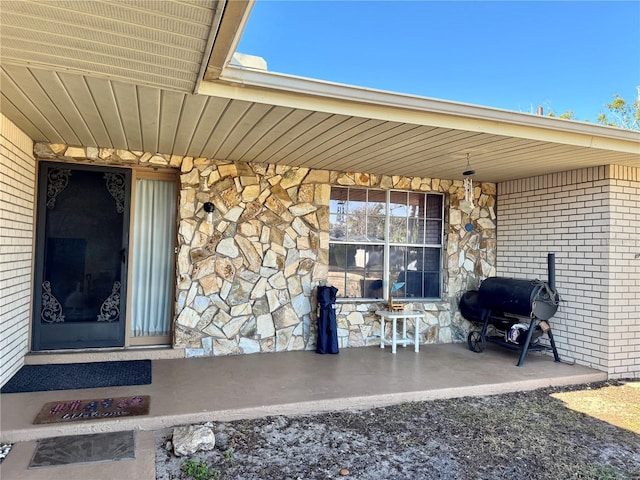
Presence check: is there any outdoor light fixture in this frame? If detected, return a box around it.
[203,201,215,223]
[463,153,475,207]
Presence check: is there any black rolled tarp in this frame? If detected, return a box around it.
[316,285,339,354]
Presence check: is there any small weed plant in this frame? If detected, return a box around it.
[180,458,220,480]
[591,465,621,480]
[223,447,235,465]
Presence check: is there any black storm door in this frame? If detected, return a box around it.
[32,162,131,350]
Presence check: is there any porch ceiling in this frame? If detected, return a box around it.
[1,1,638,183]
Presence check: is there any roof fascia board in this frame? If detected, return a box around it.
[199,66,640,155]
[202,0,254,84]
[194,0,227,93]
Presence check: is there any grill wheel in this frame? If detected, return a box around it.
[467,331,485,353]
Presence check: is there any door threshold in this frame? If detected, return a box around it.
[24,346,185,365]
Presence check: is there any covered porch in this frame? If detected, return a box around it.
[1,343,604,445]
[0,344,605,478]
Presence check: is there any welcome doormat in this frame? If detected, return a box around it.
[0,360,151,393]
[33,395,150,424]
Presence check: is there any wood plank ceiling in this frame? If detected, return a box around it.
[1,0,638,182]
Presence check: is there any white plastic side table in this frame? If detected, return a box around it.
[375,310,424,354]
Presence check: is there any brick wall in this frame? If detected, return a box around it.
[0,114,35,387]
[498,166,640,378]
[608,168,640,378]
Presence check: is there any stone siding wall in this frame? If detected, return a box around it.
[498,166,640,378]
[0,115,35,387]
[176,162,497,356]
[174,160,330,355]
[34,143,498,356]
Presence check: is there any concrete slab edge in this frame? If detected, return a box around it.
[1,371,607,443]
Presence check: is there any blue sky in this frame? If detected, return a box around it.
[237,1,640,122]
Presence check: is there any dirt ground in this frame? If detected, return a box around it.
[155,380,640,480]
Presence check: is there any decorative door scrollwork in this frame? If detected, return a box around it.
[97,281,121,322]
[41,281,65,323]
[46,169,71,209]
[104,173,125,213]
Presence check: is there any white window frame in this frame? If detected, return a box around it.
[329,187,444,301]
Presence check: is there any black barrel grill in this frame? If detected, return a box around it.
[459,253,561,366]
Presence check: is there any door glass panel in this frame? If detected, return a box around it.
[33,163,130,350]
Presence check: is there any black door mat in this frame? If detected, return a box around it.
[29,431,136,468]
[1,360,151,393]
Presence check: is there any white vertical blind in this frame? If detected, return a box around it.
[131,178,176,337]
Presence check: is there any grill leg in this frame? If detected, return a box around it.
[547,328,561,362]
[480,309,491,338]
[516,317,538,367]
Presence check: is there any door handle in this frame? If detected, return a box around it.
[120,248,127,264]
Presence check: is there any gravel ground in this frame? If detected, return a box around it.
[155,380,640,480]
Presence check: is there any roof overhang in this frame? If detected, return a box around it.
[1,0,638,183]
[201,65,639,181]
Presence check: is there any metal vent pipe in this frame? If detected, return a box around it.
[547,253,556,292]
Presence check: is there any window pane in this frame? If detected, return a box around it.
[389,191,408,216]
[366,190,386,242]
[408,218,423,243]
[329,213,344,240]
[426,194,443,218]
[346,189,367,241]
[389,191,408,242]
[328,244,384,298]
[390,246,441,298]
[421,247,441,271]
[367,215,385,241]
[389,246,408,286]
[328,187,444,300]
[404,193,421,243]
[367,189,387,206]
[330,187,349,214]
[330,188,348,240]
[407,192,423,214]
[388,216,407,243]
[329,244,353,297]
[363,245,384,298]
[425,220,442,244]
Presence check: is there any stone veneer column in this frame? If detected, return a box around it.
[33,143,497,356]
[175,160,330,356]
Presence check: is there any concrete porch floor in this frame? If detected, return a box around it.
[0,343,607,479]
